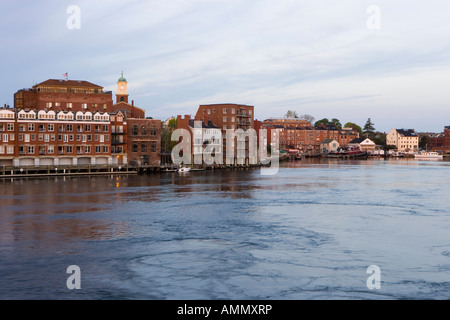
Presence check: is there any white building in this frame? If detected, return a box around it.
[386,129,419,152]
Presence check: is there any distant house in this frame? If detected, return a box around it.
[349,137,376,152]
[320,139,339,154]
[386,129,419,152]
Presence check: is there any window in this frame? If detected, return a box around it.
[223,108,227,114]
[7,123,14,131]
[85,125,91,132]
[7,146,14,154]
[132,125,138,135]
[95,146,101,153]
[102,125,108,132]
[28,146,35,154]
[46,102,52,108]
[103,146,109,153]
[48,124,54,131]
[28,123,35,131]
[81,103,87,109]
[39,146,46,155]
[223,117,227,122]
[0,146,4,154]
[141,125,147,135]
[85,146,91,153]
[66,146,73,153]
[67,103,72,109]
[67,124,73,132]
[150,141,156,153]
[3,134,8,142]
[150,126,157,136]
[100,135,104,143]
[141,142,147,152]
[132,142,138,152]
[48,146,54,154]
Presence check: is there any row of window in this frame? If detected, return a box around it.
[45,102,108,110]
[202,108,253,116]
[11,123,110,133]
[131,142,157,153]
[3,132,109,143]
[15,145,110,155]
[131,125,157,136]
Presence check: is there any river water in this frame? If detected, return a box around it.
[0,158,449,300]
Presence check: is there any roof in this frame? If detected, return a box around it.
[33,79,103,89]
[188,119,219,129]
[349,137,366,144]
[321,139,337,144]
[118,72,127,82]
[396,129,417,137]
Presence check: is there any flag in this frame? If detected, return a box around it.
[63,73,68,79]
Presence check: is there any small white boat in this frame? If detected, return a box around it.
[414,152,443,159]
[177,167,191,173]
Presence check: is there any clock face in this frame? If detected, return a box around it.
[120,85,124,91]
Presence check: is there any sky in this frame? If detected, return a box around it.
[1,0,450,132]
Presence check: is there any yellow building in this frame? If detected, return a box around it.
[386,129,419,152]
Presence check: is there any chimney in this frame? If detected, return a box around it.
[132,100,134,106]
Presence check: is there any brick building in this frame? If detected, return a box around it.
[0,106,116,167]
[259,118,359,154]
[14,79,113,112]
[111,74,161,166]
[1,74,161,169]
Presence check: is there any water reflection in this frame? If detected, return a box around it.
[1,159,450,299]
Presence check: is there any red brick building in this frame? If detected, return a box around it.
[111,74,161,166]
[1,74,161,169]
[195,104,254,132]
[259,118,359,154]
[14,79,113,113]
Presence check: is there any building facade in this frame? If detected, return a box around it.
[259,118,359,154]
[111,74,161,167]
[0,107,115,167]
[386,129,419,152]
[1,75,161,169]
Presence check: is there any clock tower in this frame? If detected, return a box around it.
[116,72,129,104]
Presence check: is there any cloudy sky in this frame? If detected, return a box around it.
[1,0,450,132]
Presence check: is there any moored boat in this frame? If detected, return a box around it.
[414,152,443,160]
